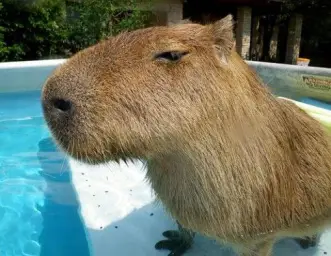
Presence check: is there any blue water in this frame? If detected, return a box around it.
[299,97,331,110]
[0,91,90,256]
[1,90,330,256]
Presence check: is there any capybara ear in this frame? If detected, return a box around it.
[208,14,235,64]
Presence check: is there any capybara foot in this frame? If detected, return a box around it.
[155,230,193,256]
[294,235,318,249]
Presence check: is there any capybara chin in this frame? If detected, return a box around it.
[42,14,331,255]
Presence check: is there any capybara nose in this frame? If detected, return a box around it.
[42,97,74,120]
[52,98,73,113]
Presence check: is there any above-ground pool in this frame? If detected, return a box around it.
[2,59,331,256]
[0,90,90,256]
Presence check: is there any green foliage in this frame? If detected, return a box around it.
[65,0,152,53]
[0,2,5,58]
[0,0,68,61]
[0,0,153,62]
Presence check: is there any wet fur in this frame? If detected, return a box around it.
[42,15,331,255]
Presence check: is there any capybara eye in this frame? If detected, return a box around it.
[154,51,188,62]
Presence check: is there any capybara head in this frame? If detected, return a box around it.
[42,15,261,164]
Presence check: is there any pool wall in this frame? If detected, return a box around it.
[249,61,331,102]
[0,59,65,93]
[2,59,331,103]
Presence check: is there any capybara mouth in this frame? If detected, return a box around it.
[51,133,134,165]
[41,87,130,164]
[42,98,138,165]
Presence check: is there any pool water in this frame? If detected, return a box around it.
[2,90,331,256]
[0,91,90,256]
[300,97,331,110]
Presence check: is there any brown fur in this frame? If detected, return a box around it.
[41,15,331,255]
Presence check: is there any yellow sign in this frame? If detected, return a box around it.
[302,75,331,91]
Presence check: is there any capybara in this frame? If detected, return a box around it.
[41,15,331,255]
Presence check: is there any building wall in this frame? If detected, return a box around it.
[145,0,254,59]
[138,0,183,25]
[285,14,303,64]
[236,6,252,59]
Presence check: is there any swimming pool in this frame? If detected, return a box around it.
[0,90,90,256]
[2,59,331,256]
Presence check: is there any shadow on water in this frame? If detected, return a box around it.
[37,137,90,256]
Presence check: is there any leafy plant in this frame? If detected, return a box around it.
[0,0,69,61]
[65,0,153,53]
[0,0,153,61]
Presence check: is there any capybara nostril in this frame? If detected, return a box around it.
[52,98,73,112]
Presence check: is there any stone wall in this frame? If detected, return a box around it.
[235,6,252,60]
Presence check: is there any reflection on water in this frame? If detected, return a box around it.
[37,137,90,256]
